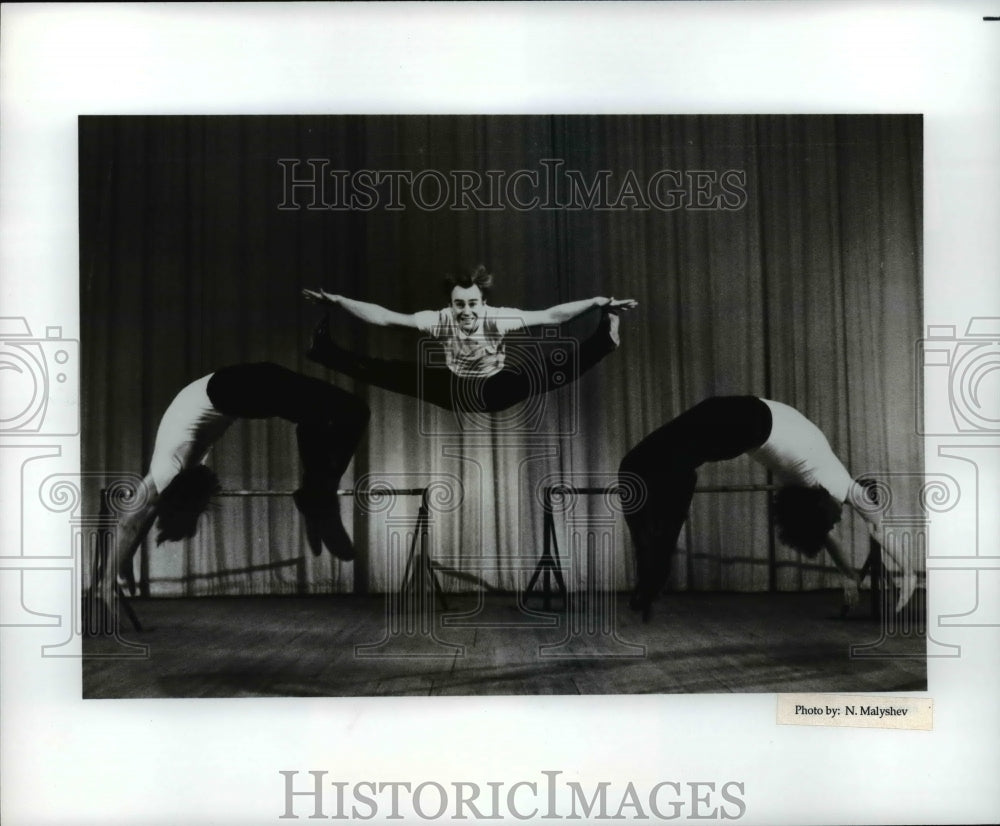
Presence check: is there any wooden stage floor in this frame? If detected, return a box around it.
[83,591,926,698]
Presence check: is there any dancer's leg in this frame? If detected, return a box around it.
[618,397,773,618]
[306,315,453,409]
[292,386,370,561]
[620,435,698,619]
[575,307,621,380]
[678,396,772,462]
[478,308,621,412]
[81,474,160,635]
[97,475,160,610]
[207,363,370,559]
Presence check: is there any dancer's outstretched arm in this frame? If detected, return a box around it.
[845,480,917,611]
[87,474,159,632]
[823,533,861,609]
[846,479,885,543]
[104,474,160,602]
[302,289,431,329]
[519,296,638,328]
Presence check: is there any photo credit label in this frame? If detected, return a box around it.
[777,694,933,730]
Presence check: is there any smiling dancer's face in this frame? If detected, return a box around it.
[449,285,485,334]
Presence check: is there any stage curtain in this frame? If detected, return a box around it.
[80,115,922,596]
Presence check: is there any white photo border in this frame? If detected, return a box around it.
[2,3,998,825]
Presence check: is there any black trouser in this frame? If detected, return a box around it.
[308,316,616,413]
[206,363,370,493]
[618,396,773,607]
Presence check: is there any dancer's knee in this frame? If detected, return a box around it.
[342,391,371,429]
[302,379,370,429]
[618,446,649,482]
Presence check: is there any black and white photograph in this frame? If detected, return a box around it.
[2,3,998,826]
[79,113,926,698]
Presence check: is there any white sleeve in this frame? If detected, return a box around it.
[413,309,444,336]
[815,453,855,505]
[490,307,529,336]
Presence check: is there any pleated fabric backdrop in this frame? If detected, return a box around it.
[80,115,922,596]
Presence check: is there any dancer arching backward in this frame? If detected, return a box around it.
[618,396,917,621]
[98,363,370,618]
[303,264,637,413]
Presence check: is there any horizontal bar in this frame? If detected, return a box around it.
[694,484,781,493]
[216,488,428,497]
[545,484,780,495]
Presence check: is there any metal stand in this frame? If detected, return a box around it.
[531,483,802,610]
[397,488,448,611]
[524,487,568,610]
[858,536,884,620]
[94,489,143,632]
[96,485,443,628]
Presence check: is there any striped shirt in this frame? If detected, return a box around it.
[414,305,529,378]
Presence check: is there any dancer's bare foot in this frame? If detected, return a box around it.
[628,591,653,623]
[293,488,355,561]
[606,311,621,348]
[307,313,332,359]
[601,297,637,348]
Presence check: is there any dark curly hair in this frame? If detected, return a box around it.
[155,464,220,544]
[443,264,494,300]
[772,484,843,558]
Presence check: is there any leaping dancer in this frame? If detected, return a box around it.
[303,264,637,414]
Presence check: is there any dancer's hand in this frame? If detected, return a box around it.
[597,296,639,312]
[841,574,860,610]
[302,288,341,305]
